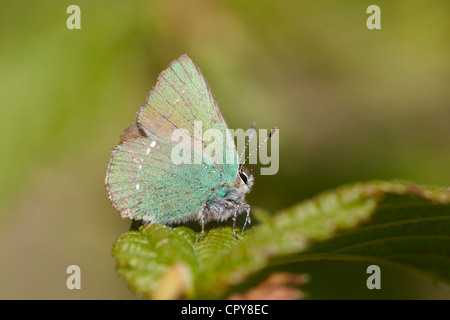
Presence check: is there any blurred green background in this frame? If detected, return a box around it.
[1,1,450,299]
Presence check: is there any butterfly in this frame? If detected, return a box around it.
[106,54,260,240]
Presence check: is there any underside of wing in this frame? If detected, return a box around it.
[137,54,229,141]
[107,55,241,223]
[106,137,237,223]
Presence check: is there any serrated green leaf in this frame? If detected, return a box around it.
[112,180,450,299]
[112,220,250,299]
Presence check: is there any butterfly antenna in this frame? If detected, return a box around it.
[239,122,257,167]
[241,126,278,167]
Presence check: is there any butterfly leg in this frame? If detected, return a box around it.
[197,208,206,242]
[241,205,251,233]
[232,210,239,239]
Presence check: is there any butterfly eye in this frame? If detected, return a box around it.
[239,172,248,184]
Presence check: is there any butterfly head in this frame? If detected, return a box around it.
[238,166,254,192]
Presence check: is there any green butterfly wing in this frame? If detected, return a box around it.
[106,55,239,223]
[106,138,235,222]
[137,54,230,141]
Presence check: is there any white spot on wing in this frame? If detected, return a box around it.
[146,148,150,155]
[136,183,140,190]
[150,141,157,148]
